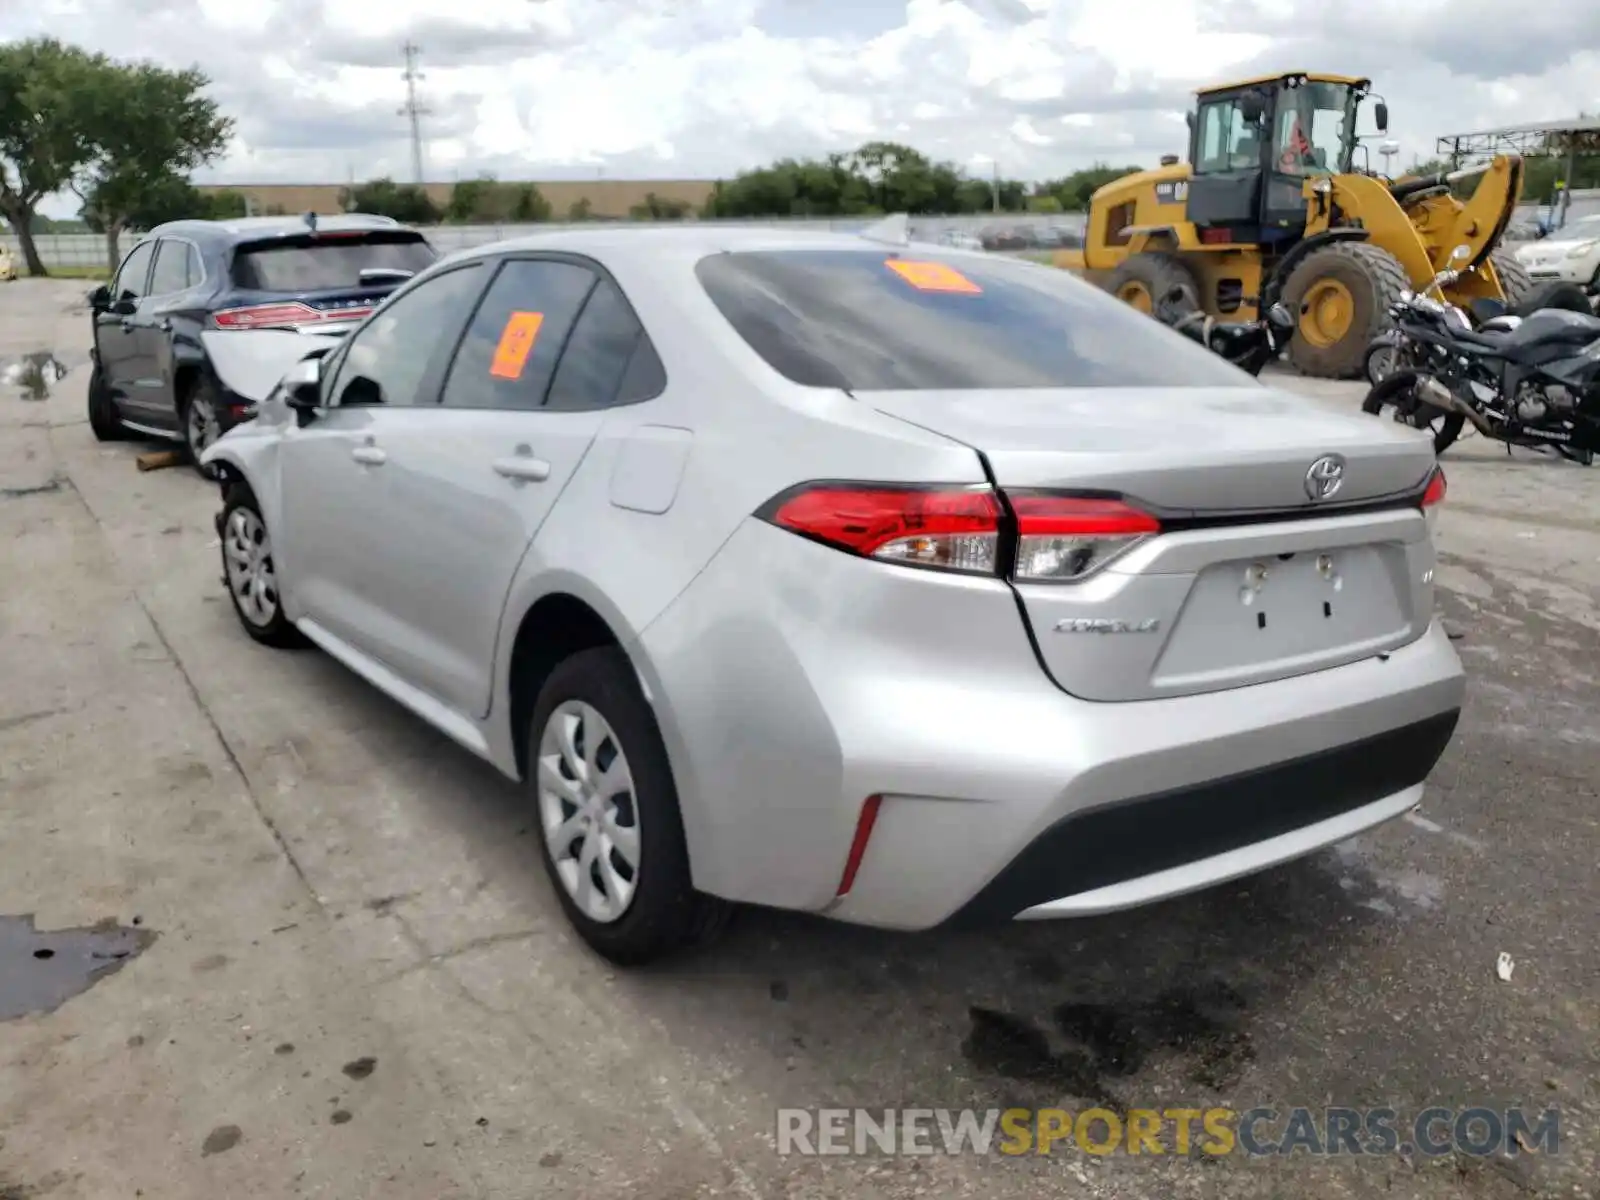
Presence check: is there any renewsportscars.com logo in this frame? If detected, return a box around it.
[775,1106,1562,1158]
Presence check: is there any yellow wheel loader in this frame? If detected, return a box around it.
[1055,72,1533,378]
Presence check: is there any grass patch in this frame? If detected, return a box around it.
[40,264,110,280]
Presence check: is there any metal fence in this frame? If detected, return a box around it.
[3,211,1085,271]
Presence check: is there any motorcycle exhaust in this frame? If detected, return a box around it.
[1415,375,1496,436]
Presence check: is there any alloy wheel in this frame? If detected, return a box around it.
[223,507,278,627]
[187,392,219,456]
[536,700,642,924]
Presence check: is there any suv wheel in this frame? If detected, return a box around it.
[182,378,225,480]
[219,485,304,648]
[87,364,127,441]
[529,647,729,965]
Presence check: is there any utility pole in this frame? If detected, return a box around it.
[399,41,431,184]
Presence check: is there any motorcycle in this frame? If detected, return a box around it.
[1360,246,1600,465]
[1154,284,1297,376]
[1363,254,1599,386]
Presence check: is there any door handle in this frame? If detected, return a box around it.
[119,318,135,333]
[155,318,173,333]
[351,445,387,466]
[492,450,551,483]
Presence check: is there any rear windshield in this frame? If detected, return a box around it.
[694,249,1252,390]
[231,232,438,292]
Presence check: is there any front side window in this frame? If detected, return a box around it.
[324,264,486,408]
[113,241,155,302]
[148,240,193,297]
[695,249,1252,391]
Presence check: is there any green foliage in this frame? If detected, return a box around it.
[699,144,1144,218]
[628,192,691,220]
[445,174,552,223]
[338,177,441,224]
[567,198,593,222]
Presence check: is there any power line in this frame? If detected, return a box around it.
[399,41,432,184]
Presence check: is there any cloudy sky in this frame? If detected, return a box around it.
[10,0,1600,217]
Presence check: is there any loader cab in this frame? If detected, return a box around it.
[1184,73,1376,244]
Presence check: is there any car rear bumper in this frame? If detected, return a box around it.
[636,519,1466,931]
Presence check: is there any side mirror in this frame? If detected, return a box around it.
[275,356,323,418]
[88,284,110,309]
[1185,111,1194,131]
[1451,243,1472,263]
[1267,302,1294,329]
[1375,102,1389,133]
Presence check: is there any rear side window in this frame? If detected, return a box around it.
[231,232,437,292]
[545,278,664,410]
[693,249,1252,390]
[439,259,597,411]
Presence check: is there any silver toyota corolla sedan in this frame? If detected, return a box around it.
[203,226,1465,965]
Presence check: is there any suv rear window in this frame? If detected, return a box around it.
[231,231,437,292]
[693,249,1252,390]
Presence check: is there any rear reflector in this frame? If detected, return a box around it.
[1420,468,1446,508]
[766,485,1003,575]
[836,795,883,897]
[211,301,374,330]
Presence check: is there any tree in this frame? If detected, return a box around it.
[73,59,233,271]
[0,39,109,276]
[1038,163,1144,212]
[628,191,691,220]
[338,177,441,224]
[567,197,593,222]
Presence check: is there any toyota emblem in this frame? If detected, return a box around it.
[1304,454,1346,502]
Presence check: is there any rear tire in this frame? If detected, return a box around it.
[1361,371,1464,456]
[1285,242,1408,379]
[1106,251,1201,318]
[181,376,225,481]
[1363,336,1402,386]
[86,364,127,442]
[528,647,730,966]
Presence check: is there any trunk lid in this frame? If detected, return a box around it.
[866,385,1440,702]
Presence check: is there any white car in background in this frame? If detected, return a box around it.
[937,230,985,252]
[1514,213,1600,287]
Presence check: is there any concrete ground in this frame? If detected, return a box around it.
[0,278,1595,1199]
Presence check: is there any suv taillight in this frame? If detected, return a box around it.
[758,484,1162,583]
[211,302,373,330]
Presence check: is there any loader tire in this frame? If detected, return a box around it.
[1490,248,1534,309]
[1106,252,1200,318]
[1283,242,1408,379]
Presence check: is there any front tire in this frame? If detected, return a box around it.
[182,377,225,480]
[86,364,127,441]
[1106,251,1201,318]
[1284,242,1408,378]
[1363,336,1402,386]
[1361,371,1464,456]
[529,647,729,966]
[219,485,304,649]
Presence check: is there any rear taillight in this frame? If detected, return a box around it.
[758,484,1163,582]
[765,485,1002,574]
[211,302,373,330]
[1009,493,1161,582]
[1420,467,1446,509]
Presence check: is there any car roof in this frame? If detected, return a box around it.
[143,212,407,244]
[430,223,959,272]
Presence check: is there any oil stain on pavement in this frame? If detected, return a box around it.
[0,914,156,1021]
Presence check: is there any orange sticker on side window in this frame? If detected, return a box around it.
[490,311,545,380]
[885,259,982,294]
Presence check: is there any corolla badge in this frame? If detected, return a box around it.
[1053,617,1162,634]
[1304,454,1346,502]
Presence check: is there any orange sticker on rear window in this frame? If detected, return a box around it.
[490,311,545,380]
[885,259,982,294]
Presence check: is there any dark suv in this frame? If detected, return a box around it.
[86,212,437,474]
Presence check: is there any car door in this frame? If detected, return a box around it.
[141,238,200,422]
[332,255,646,718]
[278,261,492,656]
[95,240,156,417]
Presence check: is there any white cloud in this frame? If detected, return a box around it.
[5,0,1597,218]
